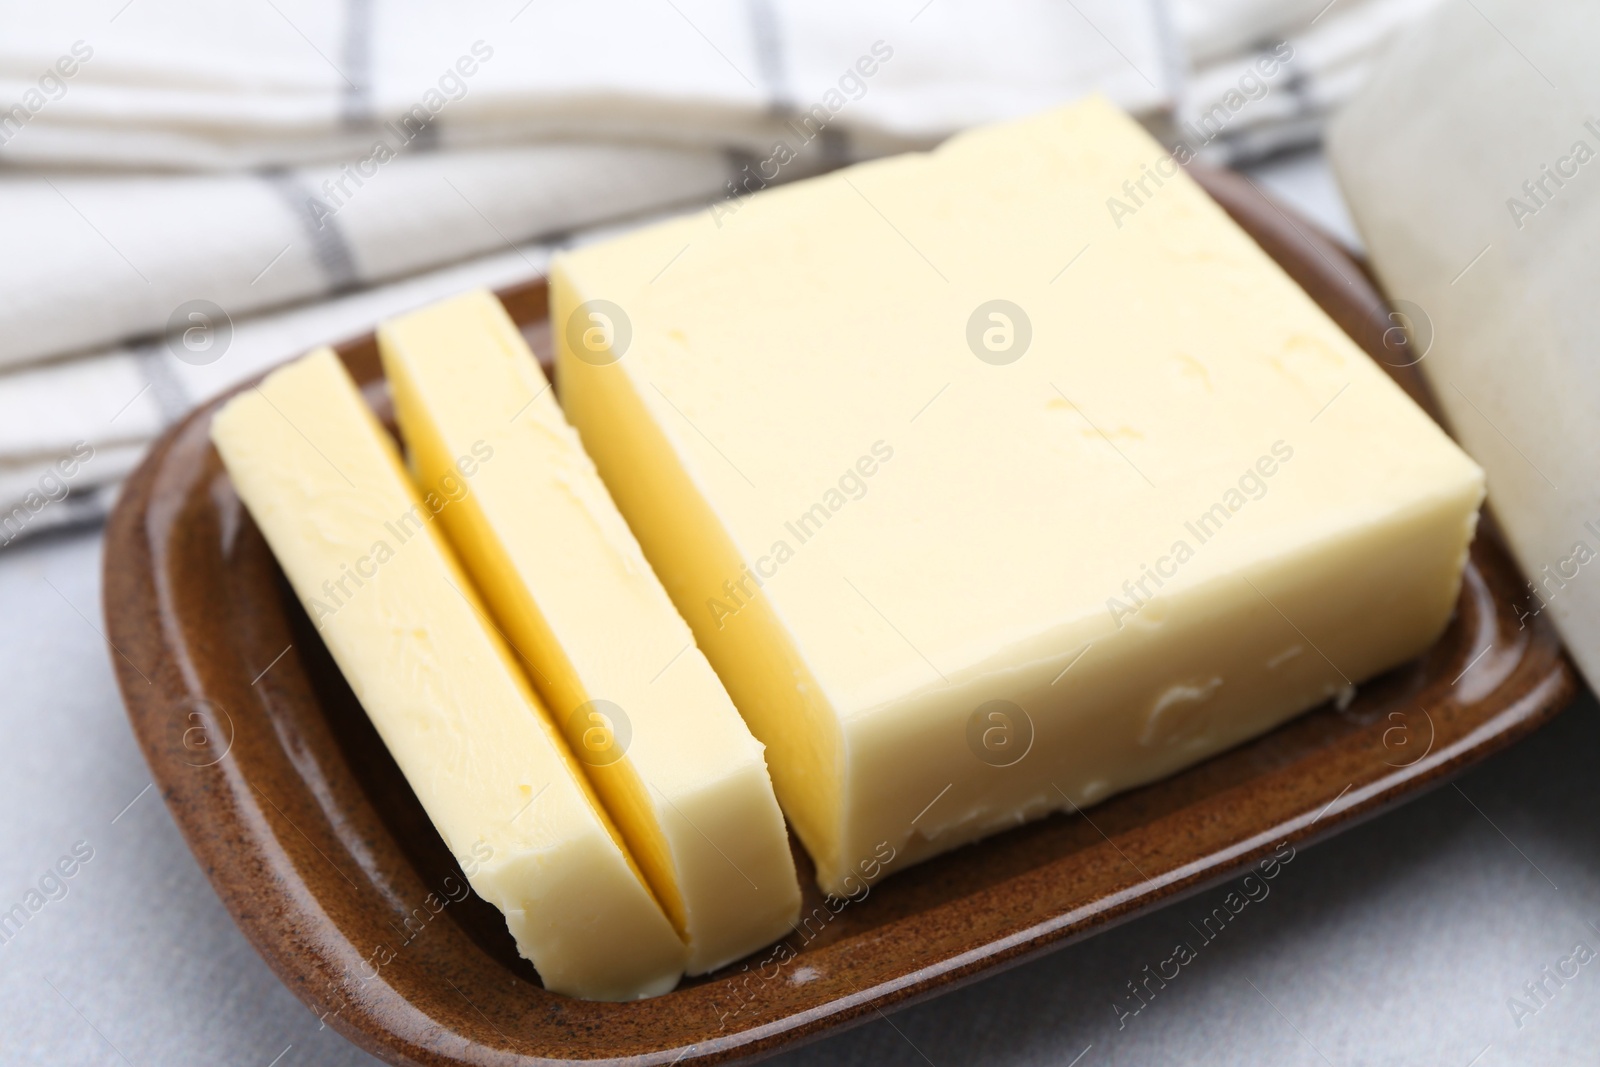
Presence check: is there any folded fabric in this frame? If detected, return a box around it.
[1328,0,1600,685]
[0,142,731,369]
[1172,0,1445,164]
[0,0,1171,170]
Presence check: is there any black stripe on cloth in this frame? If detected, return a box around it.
[259,169,361,293]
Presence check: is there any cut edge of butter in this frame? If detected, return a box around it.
[377,290,800,974]
[548,264,853,884]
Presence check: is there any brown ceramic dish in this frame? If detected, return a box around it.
[103,166,1574,1066]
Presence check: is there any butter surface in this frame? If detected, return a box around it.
[210,348,686,1000]
[553,97,1486,894]
[378,291,799,974]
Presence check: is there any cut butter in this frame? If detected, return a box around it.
[210,348,687,1000]
[377,291,800,974]
[552,97,1486,895]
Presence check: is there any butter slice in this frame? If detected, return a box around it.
[210,348,686,1000]
[552,97,1486,895]
[378,291,799,974]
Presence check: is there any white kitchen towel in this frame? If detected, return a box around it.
[0,0,1172,170]
[1328,0,1600,684]
[0,142,734,370]
[2,0,1427,173]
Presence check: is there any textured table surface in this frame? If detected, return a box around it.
[6,154,1599,1067]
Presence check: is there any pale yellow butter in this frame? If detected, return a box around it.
[210,348,686,1000]
[552,97,1486,895]
[378,291,800,974]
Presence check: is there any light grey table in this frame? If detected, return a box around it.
[5,154,1598,1067]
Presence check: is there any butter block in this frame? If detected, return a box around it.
[552,97,1485,895]
[377,291,800,974]
[210,348,686,1000]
